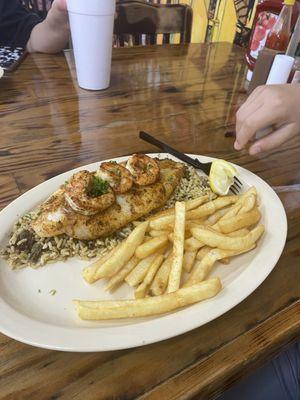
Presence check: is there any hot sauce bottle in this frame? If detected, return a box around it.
[265,0,295,50]
[246,0,299,80]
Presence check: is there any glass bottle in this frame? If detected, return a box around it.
[265,0,295,51]
[245,0,299,80]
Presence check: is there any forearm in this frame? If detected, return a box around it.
[27,6,69,53]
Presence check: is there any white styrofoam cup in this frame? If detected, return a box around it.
[66,0,116,90]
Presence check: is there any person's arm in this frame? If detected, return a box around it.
[235,84,300,155]
[26,0,69,54]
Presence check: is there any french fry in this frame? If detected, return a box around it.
[135,235,169,259]
[125,254,156,287]
[149,253,173,296]
[168,202,186,293]
[191,224,264,251]
[204,208,231,225]
[190,219,206,225]
[228,229,249,237]
[150,215,175,230]
[167,227,191,239]
[184,194,211,210]
[212,208,261,234]
[183,250,197,273]
[74,278,222,320]
[184,237,204,251]
[91,221,148,281]
[184,250,222,287]
[134,254,164,299]
[230,188,257,216]
[239,187,257,200]
[186,196,237,220]
[163,246,172,258]
[144,235,154,242]
[125,250,164,287]
[184,245,255,287]
[239,194,256,214]
[147,208,175,221]
[81,243,122,284]
[195,231,249,264]
[149,195,217,230]
[217,203,242,222]
[105,256,139,292]
[219,257,230,265]
[196,246,212,260]
[232,187,256,207]
[219,229,250,264]
[205,189,256,227]
[149,229,172,238]
[148,195,211,222]
[132,221,142,227]
[149,197,235,230]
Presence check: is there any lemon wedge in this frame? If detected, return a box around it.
[209,159,237,196]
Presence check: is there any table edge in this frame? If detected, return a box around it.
[139,299,300,400]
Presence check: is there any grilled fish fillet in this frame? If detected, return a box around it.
[32,159,185,240]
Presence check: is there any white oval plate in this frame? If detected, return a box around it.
[0,154,287,352]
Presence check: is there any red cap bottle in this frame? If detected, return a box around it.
[265,0,295,51]
[246,0,299,80]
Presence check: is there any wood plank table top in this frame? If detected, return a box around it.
[0,43,299,400]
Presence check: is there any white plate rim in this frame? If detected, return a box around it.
[0,154,287,352]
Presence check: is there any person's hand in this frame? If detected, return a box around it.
[27,0,69,53]
[52,0,67,12]
[235,84,300,155]
[47,0,68,28]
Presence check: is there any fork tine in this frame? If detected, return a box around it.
[233,178,242,189]
[230,186,239,195]
[234,176,243,186]
[233,183,241,192]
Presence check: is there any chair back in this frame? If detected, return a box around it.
[233,0,256,47]
[114,0,193,46]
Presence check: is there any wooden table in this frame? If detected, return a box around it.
[0,43,299,400]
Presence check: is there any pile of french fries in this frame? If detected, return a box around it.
[74,187,264,320]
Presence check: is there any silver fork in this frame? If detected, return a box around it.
[139,131,243,195]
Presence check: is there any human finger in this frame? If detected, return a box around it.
[235,87,266,148]
[249,122,299,155]
[236,104,286,149]
[56,0,67,12]
[238,85,266,117]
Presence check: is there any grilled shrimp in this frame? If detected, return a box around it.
[96,162,133,194]
[126,154,159,186]
[65,170,115,215]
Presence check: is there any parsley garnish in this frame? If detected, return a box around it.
[87,176,109,197]
[38,289,41,293]
[49,289,57,296]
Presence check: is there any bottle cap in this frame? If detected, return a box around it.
[284,0,295,5]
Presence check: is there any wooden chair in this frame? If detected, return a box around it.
[114,0,193,46]
[233,0,256,47]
